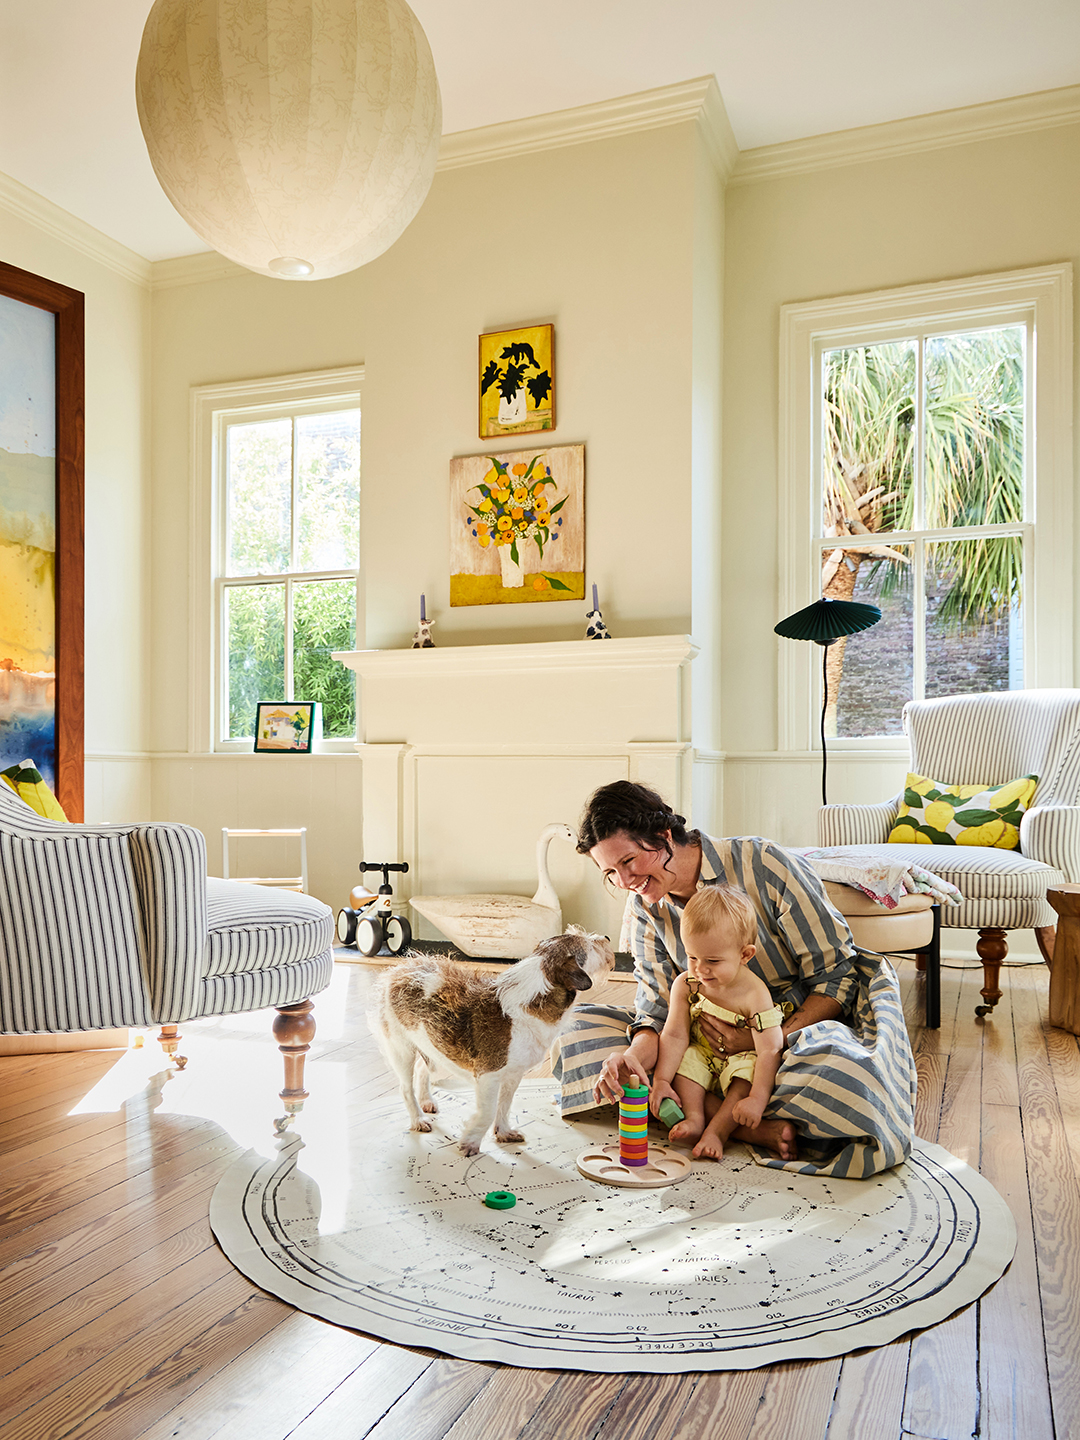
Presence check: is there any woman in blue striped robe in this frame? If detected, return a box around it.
[556,781,917,1179]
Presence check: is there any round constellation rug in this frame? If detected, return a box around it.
[210,1080,1015,1373]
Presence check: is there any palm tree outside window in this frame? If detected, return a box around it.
[818,326,1026,738]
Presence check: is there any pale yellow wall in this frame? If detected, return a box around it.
[720,121,1080,863]
[149,121,714,906]
[0,208,151,822]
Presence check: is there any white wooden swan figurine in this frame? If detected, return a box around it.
[409,822,574,959]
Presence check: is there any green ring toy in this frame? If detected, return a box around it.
[483,1190,516,1209]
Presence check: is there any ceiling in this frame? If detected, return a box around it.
[1,0,1078,263]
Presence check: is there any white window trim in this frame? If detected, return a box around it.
[777,264,1073,753]
[190,366,365,755]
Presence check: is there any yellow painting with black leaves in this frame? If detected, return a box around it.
[479,323,554,438]
[450,443,583,606]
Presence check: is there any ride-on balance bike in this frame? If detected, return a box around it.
[336,861,412,957]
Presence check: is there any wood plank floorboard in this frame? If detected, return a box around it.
[1010,965,1080,1440]
[648,1370,769,1440]
[824,1342,908,1440]
[0,961,1072,1440]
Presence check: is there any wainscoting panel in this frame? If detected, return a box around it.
[150,755,362,911]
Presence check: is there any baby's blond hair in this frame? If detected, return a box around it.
[681,883,757,948]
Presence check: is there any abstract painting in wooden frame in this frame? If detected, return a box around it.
[0,262,84,818]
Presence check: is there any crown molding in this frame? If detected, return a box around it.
[0,171,152,287]
[437,75,736,180]
[150,249,246,291]
[18,76,1074,294]
[731,82,1080,186]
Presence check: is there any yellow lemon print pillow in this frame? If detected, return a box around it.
[887,772,1037,850]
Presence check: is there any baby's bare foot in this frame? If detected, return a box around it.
[667,1117,704,1146]
[692,1130,725,1160]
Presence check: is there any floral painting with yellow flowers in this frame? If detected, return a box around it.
[479,323,554,438]
[449,443,584,606]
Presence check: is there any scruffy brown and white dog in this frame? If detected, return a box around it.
[369,926,614,1155]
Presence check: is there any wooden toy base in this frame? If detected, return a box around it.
[576,1142,691,1187]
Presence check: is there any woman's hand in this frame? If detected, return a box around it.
[697,1011,754,1055]
[648,1078,680,1118]
[593,1049,651,1105]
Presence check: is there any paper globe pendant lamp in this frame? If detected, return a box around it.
[135,0,442,281]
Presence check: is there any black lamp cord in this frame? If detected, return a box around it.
[821,642,830,808]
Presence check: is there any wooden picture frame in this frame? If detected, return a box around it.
[479,323,554,438]
[253,701,321,753]
[0,262,84,820]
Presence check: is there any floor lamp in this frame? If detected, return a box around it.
[774,597,882,806]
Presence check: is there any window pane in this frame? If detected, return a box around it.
[924,326,1025,529]
[822,341,915,539]
[828,546,913,738]
[924,537,1022,699]
[226,584,285,738]
[293,579,357,738]
[296,410,361,572]
[226,418,291,575]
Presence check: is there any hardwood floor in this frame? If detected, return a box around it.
[1,957,1077,1440]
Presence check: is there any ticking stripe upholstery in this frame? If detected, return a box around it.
[813,842,1063,930]
[818,690,1080,937]
[205,879,333,977]
[554,835,917,1179]
[0,783,333,1034]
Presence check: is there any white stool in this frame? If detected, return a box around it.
[222,828,308,893]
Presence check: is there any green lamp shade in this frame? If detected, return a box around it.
[774,597,881,645]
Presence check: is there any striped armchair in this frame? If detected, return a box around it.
[820,690,1080,1018]
[0,782,334,1113]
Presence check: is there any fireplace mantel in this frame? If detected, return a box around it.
[334,635,698,747]
[332,635,698,939]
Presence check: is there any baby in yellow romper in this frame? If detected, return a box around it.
[649,883,785,1160]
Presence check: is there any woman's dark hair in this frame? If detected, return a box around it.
[575,781,700,867]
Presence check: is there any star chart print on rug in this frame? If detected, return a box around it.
[210,1080,1016,1373]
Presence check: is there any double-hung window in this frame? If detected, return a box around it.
[778,266,1072,750]
[192,367,363,753]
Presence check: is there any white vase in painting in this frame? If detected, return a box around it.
[498,543,526,588]
[498,387,528,426]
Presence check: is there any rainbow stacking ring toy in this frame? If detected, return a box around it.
[619,1084,650,1167]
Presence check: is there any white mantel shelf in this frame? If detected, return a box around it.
[333,634,698,679]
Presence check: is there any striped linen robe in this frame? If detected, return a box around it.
[555,835,917,1179]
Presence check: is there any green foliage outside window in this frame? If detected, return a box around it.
[223,407,360,740]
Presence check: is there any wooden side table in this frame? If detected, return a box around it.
[1046,884,1080,1035]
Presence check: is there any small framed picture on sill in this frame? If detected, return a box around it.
[253,702,321,754]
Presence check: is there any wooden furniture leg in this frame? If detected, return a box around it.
[1035,924,1057,966]
[157,1023,188,1069]
[974,928,1008,1018]
[273,999,316,1114]
[1047,886,1080,1035]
